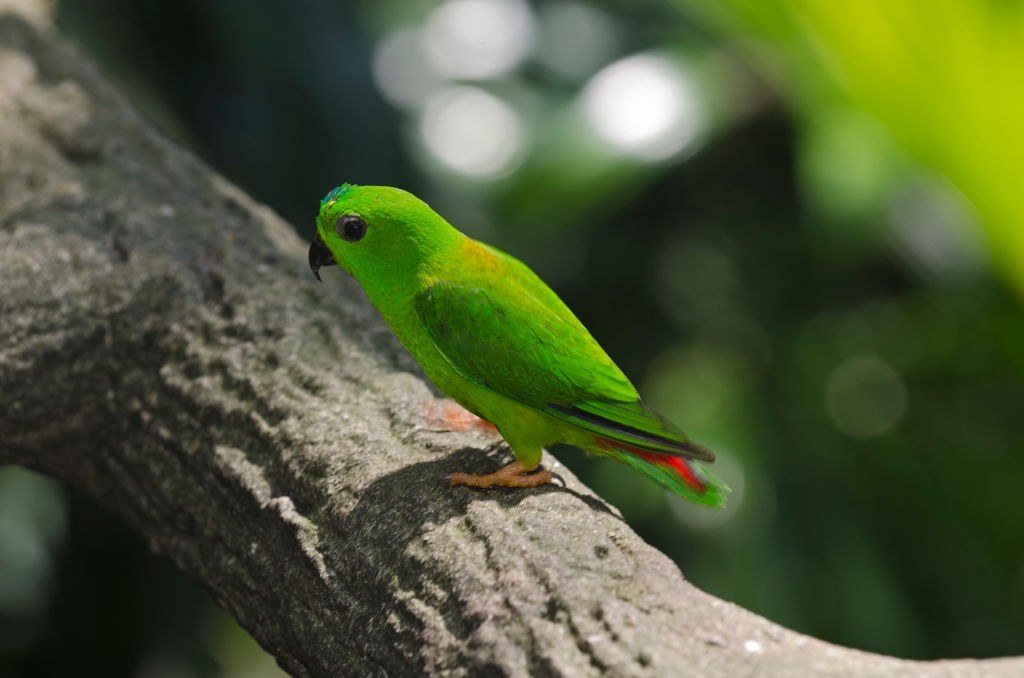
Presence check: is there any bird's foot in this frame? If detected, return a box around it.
[449,460,552,489]
[425,399,498,434]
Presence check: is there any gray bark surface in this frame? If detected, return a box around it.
[1,3,1020,676]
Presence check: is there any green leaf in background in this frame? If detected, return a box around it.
[684,0,1024,297]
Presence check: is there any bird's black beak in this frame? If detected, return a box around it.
[308,232,336,282]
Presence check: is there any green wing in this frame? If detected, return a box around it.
[414,280,713,462]
[414,281,633,405]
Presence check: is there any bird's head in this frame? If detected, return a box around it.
[308,183,458,287]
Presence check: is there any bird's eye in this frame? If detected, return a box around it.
[336,216,367,242]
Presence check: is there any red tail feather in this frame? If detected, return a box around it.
[594,437,707,493]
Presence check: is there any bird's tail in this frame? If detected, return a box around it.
[598,439,730,508]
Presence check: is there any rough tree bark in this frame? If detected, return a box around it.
[0,3,1020,676]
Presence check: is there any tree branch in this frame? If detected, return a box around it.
[0,3,1020,676]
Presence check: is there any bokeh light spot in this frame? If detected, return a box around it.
[372,27,443,108]
[581,53,701,161]
[826,356,907,438]
[889,178,987,282]
[644,346,726,427]
[800,110,895,223]
[420,86,526,177]
[424,0,534,80]
[535,1,617,80]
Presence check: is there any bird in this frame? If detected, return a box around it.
[308,183,728,507]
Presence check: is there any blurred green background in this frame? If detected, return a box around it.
[3,0,1023,674]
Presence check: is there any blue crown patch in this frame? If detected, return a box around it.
[320,182,356,209]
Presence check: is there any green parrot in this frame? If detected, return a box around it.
[308,184,728,507]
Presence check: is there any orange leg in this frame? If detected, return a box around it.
[450,461,553,489]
